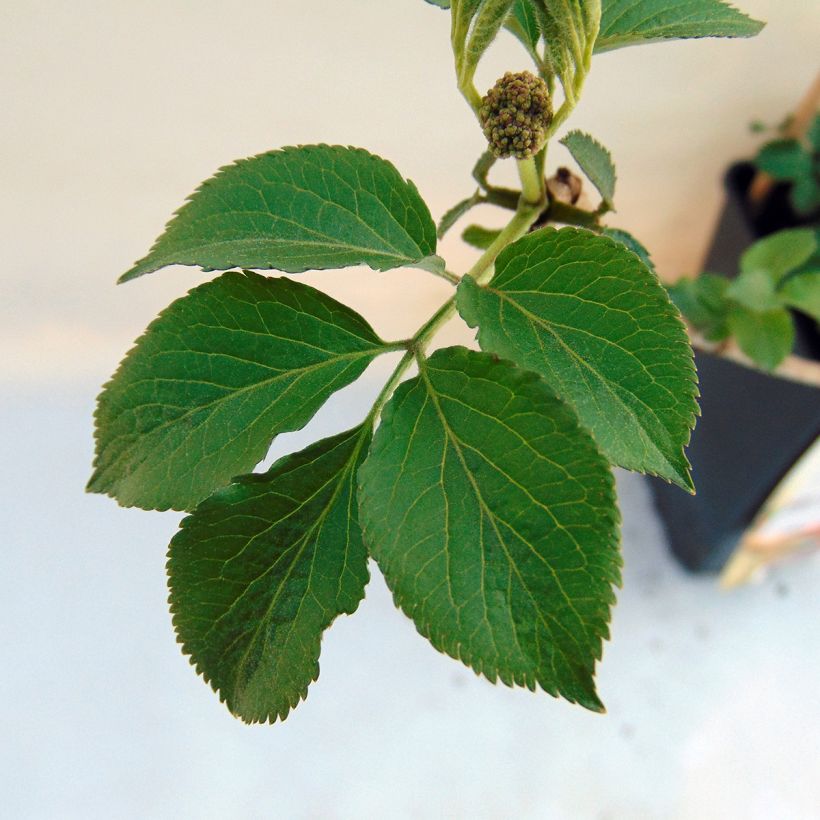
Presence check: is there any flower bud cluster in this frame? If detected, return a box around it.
[479,71,552,159]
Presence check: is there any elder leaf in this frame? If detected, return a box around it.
[668,273,731,341]
[120,145,440,282]
[168,426,370,724]
[438,190,483,239]
[779,272,820,323]
[596,0,763,52]
[602,228,655,273]
[561,131,617,210]
[457,227,698,490]
[358,347,621,712]
[89,271,390,511]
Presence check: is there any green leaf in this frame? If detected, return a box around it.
[596,0,764,52]
[358,346,621,711]
[602,228,655,273]
[438,190,483,239]
[462,224,502,250]
[780,272,820,322]
[726,268,780,311]
[505,0,541,56]
[168,426,370,724]
[728,306,794,371]
[668,273,731,341]
[783,232,820,280]
[120,145,440,282]
[89,271,390,511]
[560,131,617,210]
[790,174,820,216]
[755,139,812,181]
[740,228,817,281]
[453,0,517,88]
[424,0,450,7]
[456,227,698,490]
[527,0,601,102]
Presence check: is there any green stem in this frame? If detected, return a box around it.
[366,348,417,424]
[364,196,544,428]
[482,186,521,211]
[546,200,600,228]
[431,267,461,286]
[516,156,544,206]
[459,79,483,117]
[467,199,543,285]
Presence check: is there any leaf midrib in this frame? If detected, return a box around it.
[97,347,381,472]
[489,287,683,470]
[416,358,596,674]
[188,430,368,707]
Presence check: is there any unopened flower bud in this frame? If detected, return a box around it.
[479,71,552,159]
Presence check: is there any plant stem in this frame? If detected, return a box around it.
[468,199,543,285]
[366,348,417,424]
[431,267,461,286]
[517,156,544,206]
[365,196,544,428]
[545,200,600,228]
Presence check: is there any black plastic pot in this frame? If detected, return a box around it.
[650,162,820,572]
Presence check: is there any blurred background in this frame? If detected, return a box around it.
[2,1,819,817]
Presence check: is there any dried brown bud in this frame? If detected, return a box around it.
[547,167,583,204]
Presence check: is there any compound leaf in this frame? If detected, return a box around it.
[457,227,698,490]
[120,145,440,282]
[596,0,764,52]
[358,346,621,711]
[528,0,601,98]
[790,175,820,216]
[169,426,370,724]
[472,151,496,188]
[89,271,389,511]
[561,131,617,210]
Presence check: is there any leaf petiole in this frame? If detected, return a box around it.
[364,194,544,430]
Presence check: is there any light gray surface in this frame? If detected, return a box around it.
[3,2,820,817]
[3,379,819,820]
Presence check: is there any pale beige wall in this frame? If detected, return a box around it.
[2,1,818,386]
